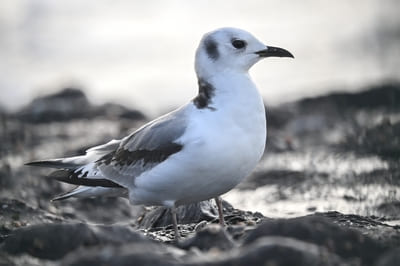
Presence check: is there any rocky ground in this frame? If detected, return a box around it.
[0,85,399,265]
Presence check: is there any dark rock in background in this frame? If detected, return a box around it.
[61,240,186,266]
[265,83,400,152]
[376,248,400,266]
[344,119,400,158]
[14,87,146,123]
[296,83,400,112]
[216,236,346,266]
[0,198,63,240]
[96,102,146,120]
[16,88,92,123]
[377,201,400,219]
[0,163,12,188]
[1,223,147,260]
[178,224,236,251]
[244,214,387,266]
[316,212,400,251]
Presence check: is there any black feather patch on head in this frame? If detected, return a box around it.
[204,38,219,60]
[193,79,216,110]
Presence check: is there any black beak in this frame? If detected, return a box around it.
[255,46,294,58]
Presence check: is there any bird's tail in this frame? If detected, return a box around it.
[26,157,123,200]
[25,139,123,200]
[25,156,87,169]
[26,139,121,170]
[52,186,127,201]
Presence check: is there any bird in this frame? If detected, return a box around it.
[26,27,293,240]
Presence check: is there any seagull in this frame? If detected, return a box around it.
[26,27,293,239]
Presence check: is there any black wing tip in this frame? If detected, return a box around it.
[25,160,53,167]
[25,161,40,166]
[25,159,80,170]
[48,169,123,188]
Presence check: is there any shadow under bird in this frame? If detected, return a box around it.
[26,27,294,240]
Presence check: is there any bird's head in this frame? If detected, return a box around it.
[195,27,294,79]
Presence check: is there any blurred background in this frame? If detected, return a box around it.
[1,0,399,116]
[1,2,400,263]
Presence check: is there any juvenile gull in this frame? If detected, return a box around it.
[26,27,293,239]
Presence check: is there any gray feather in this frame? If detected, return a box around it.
[97,107,188,187]
[122,107,187,151]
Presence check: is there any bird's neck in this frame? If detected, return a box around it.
[192,71,267,157]
[194,71,263,111]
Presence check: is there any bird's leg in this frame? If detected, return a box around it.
[214,196,226,227]
[171,206,180,241]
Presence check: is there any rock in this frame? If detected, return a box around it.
[0,253,14,266]
[265,83,400,150]
[315,212,400,250]
[178,224,236,251]
[0,253,49,266]
[95,103,146,120]
[0,198,63,240]
[140,200,263,229]
[138,200,234,241]
[15,88,146,123]
[139,199,264,241]
[0,163,12,188]
[296,83,400,112]
[375,247,400,266]
[377,201,400,219]
[61,241,186,266]
[53,196,145,225]
[0,116,30,156]
[244,215,387,266]
[139,200,229,229]
[1,223,147,260]
[16,88,91,123]
[212,236,347,266]
[343,120,400,158]
[61,235,349,266]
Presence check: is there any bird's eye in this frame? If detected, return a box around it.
[231,39,246,49]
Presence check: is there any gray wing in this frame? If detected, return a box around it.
[96,106,188,188]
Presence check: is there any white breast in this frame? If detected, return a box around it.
[131,74,266,206]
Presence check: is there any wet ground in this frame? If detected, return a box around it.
[0,84,399,265]
[226,85,400,222]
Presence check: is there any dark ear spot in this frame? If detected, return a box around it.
[204,38,219,60]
